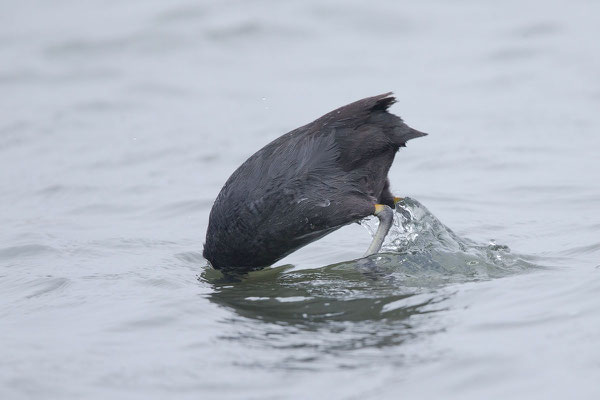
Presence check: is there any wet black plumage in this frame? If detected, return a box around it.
[203,93,427,273]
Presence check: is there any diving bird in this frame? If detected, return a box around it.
[203,93,427,274]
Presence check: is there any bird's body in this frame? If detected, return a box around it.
[203,93,426,273]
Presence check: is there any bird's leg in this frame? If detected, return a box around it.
[364,204,394,257]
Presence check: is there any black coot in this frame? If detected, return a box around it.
[203,93,427,273]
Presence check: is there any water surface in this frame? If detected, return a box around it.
[1,0,600,399]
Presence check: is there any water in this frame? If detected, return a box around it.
[1,0,600,399]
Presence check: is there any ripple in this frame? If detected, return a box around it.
[111,315,178,331]
[0,68,119,85]
[73,100,137,113]
[155,4,207,23]
[204,19,305,43]
[205,262,444,370]
[86,147,183,169]
[560,242,600,256]
[151,199,213,218]
[0,121,31,151]
[90,238,178,250]
[126,82,192,97]
[68,203,139,216]
[24,277,70,299]
[138,278,182,290]
[507,183,582,194]
[513,22,563,38]
[175,251,206,264]
[36,184,96,198]
[0,244,58,260]
[487,46,542,62]
[44,31,187,58]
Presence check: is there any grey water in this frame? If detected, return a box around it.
[1,0,600,399]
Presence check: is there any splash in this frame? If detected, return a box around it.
[359,197,538,285]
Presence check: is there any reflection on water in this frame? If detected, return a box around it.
[202,198,537,367]
[206,263,429,323]
[205,263,447,369]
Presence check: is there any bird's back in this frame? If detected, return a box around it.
[204,93,425,271]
